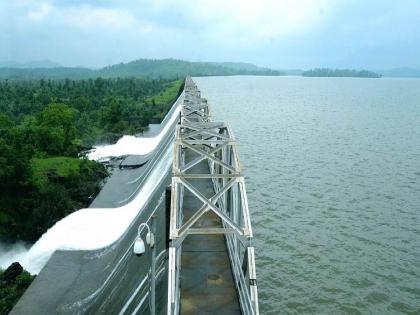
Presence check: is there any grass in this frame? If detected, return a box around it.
[30,157,92,188]
[148,80,183,120]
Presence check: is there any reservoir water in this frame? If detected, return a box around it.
[194,76,420,315]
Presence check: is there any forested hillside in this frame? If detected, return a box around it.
[0,78,183,243]
[99,59,283,79]
[0,58,283,80]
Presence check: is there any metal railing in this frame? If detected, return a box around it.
[167,77,259,314]
[118,248,167,315]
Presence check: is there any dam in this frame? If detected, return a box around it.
[10,77,259,315]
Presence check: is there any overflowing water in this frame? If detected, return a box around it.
[87,96,181,161]
[0,242,30,270]
[194,76,420,315]
[0,130,173,275]
[0,93,182,274]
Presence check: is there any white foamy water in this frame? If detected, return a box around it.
[0,144,172,274]
[0,242,30,269]
[0,94,182,273]
[87,101,181,161]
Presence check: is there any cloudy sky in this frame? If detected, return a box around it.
[1,0,419,69]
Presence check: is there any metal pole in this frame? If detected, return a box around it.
[165,185,172,249]
[150,216,156,315]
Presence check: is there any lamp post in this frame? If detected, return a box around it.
[134,219,156,315]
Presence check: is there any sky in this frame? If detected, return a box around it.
[1,0,420,69]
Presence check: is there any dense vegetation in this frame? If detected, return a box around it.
[302,68,381,78]
[0,58,283,80]
[0,263,34,315]
[0,77,183,243]
[99,59,283,79]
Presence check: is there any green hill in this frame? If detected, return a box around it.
[0,58,283,80]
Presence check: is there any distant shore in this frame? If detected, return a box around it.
[302,68,381,78]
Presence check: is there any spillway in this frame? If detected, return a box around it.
[10,88,184,315]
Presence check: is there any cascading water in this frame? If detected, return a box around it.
[0,98,182,274]
[87,100,181,160]
[1,144,173,274]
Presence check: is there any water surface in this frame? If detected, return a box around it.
[194,76,420,315]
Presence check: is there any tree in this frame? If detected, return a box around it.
[36,103,78,155]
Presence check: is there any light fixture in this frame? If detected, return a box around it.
[134,238,146,256]
[133,222,154,256]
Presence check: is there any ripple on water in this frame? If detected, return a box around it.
[194,76,420,314]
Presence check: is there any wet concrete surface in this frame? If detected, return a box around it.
[119,154,151,169]
[140,124,161,138]
[11,172,171,315]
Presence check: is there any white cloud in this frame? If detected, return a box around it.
[28,2,53,21]
[4,0,418,68]
[59,6,139,31]
[22,0,335,47]
[25,3,143,31]
[147,0,334,41]
[204,0,329,35]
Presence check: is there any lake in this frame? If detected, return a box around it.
[194,76,420,315]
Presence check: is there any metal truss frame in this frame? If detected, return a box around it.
[167,77,259,315]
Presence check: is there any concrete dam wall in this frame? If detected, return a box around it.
[10,88,185,315]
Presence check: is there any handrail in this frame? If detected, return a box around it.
[118,249,168,315]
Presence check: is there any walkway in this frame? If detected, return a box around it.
[167,77,259,315]
[180,154,241,314]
